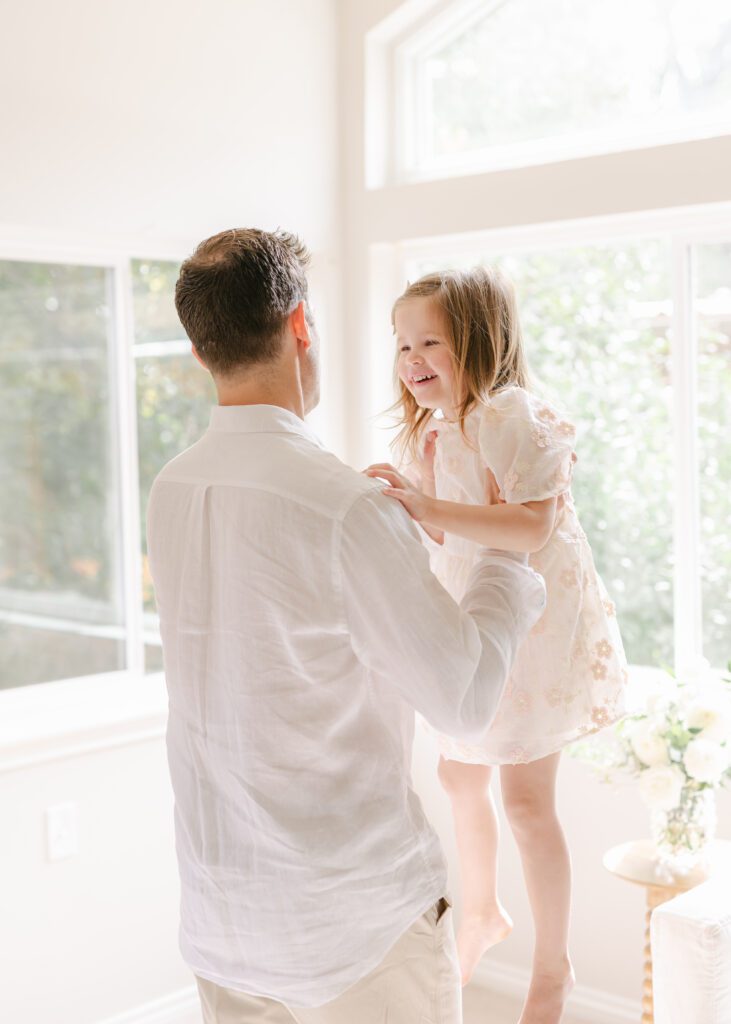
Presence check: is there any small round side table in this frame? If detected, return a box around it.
[603,839,731,1024]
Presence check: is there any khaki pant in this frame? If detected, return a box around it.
[195,895,461,1023]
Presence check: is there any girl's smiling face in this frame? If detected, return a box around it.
[394,297,457,417]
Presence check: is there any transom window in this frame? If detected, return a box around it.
[395,0,731,180]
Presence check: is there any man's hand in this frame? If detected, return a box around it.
[364,464,434,523]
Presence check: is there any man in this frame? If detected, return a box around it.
[147,228,545,1024]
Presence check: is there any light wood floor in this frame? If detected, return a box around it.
[465,983,524,1023]
[183,984,593,1024]
[464,982,600,1024]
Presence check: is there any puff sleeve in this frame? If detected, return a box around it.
[478,387,577,504]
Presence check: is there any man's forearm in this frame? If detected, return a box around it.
[454,554,547,736]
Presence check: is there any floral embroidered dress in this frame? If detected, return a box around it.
[416,385,627,766]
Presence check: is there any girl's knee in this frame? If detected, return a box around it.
[502,789,557,834]
[500,755,561,833]
[437,756,491,799]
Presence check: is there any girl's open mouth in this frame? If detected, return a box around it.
[412,373,438,386]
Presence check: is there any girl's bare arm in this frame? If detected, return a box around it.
[365,461,555,553]
[419,482,445,544]
[422,495,556,553]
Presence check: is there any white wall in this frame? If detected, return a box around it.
[1,0,338,250]
[0,3,340,1023]
[2,734,182,1023]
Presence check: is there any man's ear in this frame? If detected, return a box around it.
[290,301,311,350]
[192,345,207,369]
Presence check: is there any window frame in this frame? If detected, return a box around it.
[0,236,189,715]
[386,0,731,186]
[371,202,731,672]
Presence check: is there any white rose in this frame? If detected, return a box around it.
[675,657,719,691]
[638,765,685,811]
[685,696,731,744]
[646,693,672,716]
[630,721,670,767]
[683,739,730,785]
[637,673,678,716]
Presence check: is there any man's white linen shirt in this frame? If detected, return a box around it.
[147,404,545,1008]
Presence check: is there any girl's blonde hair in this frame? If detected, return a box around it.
[390,266,531,460]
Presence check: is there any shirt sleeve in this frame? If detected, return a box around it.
[338,488,546,742]
[478,387,577,504]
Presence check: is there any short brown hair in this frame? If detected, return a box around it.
[391,266,531,459]
[175,228,311,375]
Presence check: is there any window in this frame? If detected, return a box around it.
[396,0,731,180]
[0,254,212,690]
[382,216,731,671]
[0,261,125,689]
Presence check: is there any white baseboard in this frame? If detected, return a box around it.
[474,959,640,1024]
[97,987,200,1024]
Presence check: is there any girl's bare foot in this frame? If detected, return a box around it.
[517,961,575,1024]
[457,906,513,986]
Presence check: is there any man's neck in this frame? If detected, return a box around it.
[214,374,305,420]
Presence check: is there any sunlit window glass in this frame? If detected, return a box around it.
[0,261,125,689]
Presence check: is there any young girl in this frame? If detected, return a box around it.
[366,267,627,1024]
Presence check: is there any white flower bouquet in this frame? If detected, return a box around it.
[573,659,731,876]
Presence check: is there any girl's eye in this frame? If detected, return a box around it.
[425,339,439,345]
[399,345,410,352]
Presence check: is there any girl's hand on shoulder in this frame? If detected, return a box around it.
[364,464,433,523]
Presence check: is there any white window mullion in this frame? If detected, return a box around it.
[112,259,144,676]
[367,243,406,464]
[671,238,703,671]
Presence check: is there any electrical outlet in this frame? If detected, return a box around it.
[46,802,78,862]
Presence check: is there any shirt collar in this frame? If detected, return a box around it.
[208,403,324,448]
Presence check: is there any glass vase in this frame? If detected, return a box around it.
[650,785,717,881]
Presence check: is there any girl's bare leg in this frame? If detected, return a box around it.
[500,753,574,1024]
[437,756,513,986]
